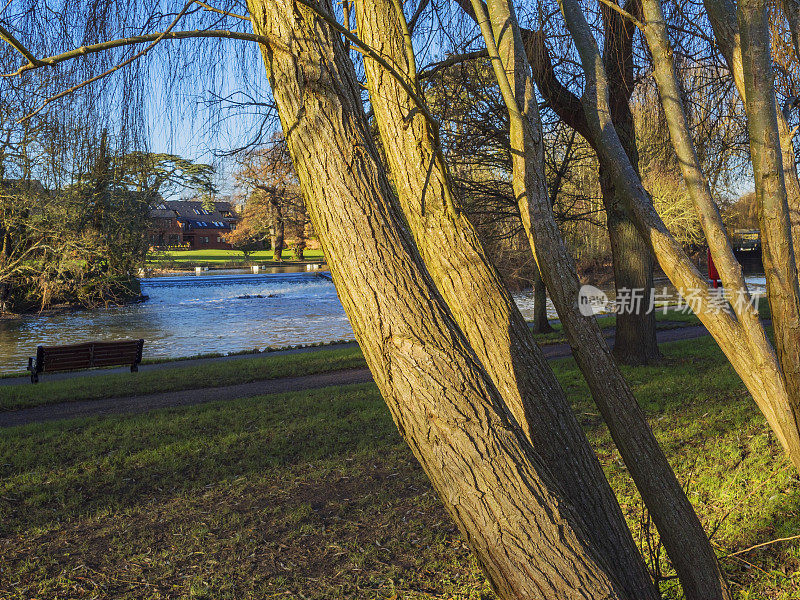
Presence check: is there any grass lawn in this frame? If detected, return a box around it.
[530,307,704,346]
[0,347,366,411]
[147,248,326,265]
[1,336,798,599]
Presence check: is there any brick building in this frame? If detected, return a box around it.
[149,200,238,250]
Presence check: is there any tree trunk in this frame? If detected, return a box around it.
[737,0,800,440]
[269,198,284,261]
[530,261,553,333]
[295,201,308,260]
[352,3,656,595]
[246,1,636,596]
[601,168,660,364]
[600,0,661,365]
[473,0,732,597]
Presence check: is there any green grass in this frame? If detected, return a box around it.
[1,336,798,598]
[529,306,702,346]
[147,248,326,265]
[0,347,366,411]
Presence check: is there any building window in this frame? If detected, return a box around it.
[216,236,221,243]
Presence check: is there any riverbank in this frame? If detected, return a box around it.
[145,248,326,270]
[0,293,149,321]
[0,309,702,381]
[0,270,353,373]
[1,334,796,599]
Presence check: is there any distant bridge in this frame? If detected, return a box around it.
[730,229,762,269]
[731,229,760,253]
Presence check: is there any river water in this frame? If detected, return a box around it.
[0,268,353,374]
[0,268,767,374]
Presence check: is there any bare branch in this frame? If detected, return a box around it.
[407,0,430,33]
[0,22,43,66]
[192,0,250,21]
[417,49,488,80]
[596,0,645,31]
[3,30,283,78]
[723,533,800,558]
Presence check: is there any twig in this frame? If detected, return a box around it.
[723,533,800,558]
[192,0,250,20]
[596,0,644,31]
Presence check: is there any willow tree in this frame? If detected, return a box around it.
[242,1,654,596]
[350,1,662,596]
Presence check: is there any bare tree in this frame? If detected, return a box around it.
[234,135,305,261]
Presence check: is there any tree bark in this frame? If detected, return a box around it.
[601,168,660,364]
[245,1,637,596]
[600,0,661,365]
[269,197,284,261]
[530,261,553,333]
[352,3,656,596]
[737,0,800,444]
[472,0,732,597]
[557,0,800,473]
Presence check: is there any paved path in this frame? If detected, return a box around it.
[0,368,374,428]
[0,324,711,429]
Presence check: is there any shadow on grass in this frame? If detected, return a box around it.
[1,335,798,598]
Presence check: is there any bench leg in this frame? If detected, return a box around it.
[30,372,38,384]
[131,363,139,373]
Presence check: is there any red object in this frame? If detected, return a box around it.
[707,248,721,288]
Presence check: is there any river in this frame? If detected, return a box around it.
[0,268,767,374]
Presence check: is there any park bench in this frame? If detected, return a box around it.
[27,339,144,383]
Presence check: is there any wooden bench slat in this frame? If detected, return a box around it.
[40,344,93,353]
[28,339,144,382]
[93,355,138,365]
[43,357,92,366]
[43,349,92,358]
[92,348,139,356]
